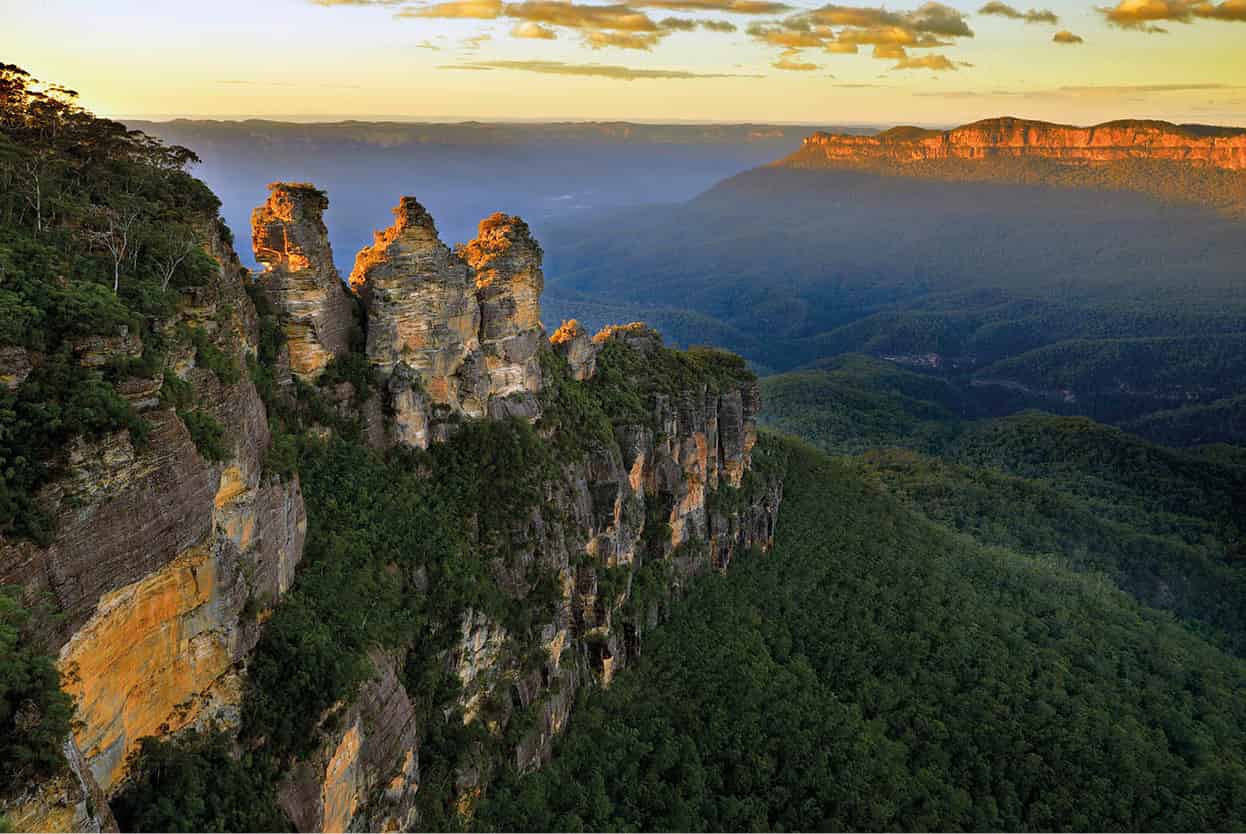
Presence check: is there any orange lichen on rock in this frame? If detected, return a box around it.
[321,721,364,834]
[59,546,229,791]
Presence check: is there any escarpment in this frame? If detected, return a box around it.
[6,175,781,834]
[792,117,1246,171]
[267,198,780,831]
[0,217,306,825]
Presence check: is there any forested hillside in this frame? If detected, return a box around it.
[476,436,1246,831]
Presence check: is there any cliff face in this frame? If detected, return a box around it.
[0,221,306,821]
[348,200,544,448]
[5,176,781,834]
[791,118,1246,170]
[272,201,779,832]
[252,183,357,381]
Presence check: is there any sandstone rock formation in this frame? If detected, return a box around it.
[5,179,781,834]
[550,319,597,380]
[349,200,544,447]
[458,212,544,419]
[0,217,306,801]
[252,183,356,380]
[792,117,1246,170]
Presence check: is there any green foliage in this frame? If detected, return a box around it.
[178,409,228,463]
[0,586,74,796]
[0,63,227,541]
[318,351,376,403]
[476,437,1246,831]
[0,350,148,542]
[109,730,291,833]
[183,325,240,385]
[241,418,557,764]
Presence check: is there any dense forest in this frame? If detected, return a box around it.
[476,436,1246,831]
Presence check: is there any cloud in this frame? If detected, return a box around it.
[872,43,908,57]
[583,29,664,46]
[506,1,660,29]
[774,49,820,68]
[1100,0,1246,28]
[441,59,762,78]
[746,22,836,47]
[1052,28,1084,41]
[904,2,975,35]
[826,41,861,51]
[461,32,493,47]
[977,1,1059,22]
[634,0,790,11]
[398,0,503,16]
[511,20,558,35]
[658,15,739,29]
[892,52,958,69]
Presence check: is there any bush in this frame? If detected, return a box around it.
[0,587,74,795]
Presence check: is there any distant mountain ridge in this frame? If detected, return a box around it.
[786,116,1246,171]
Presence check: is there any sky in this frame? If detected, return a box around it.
[4,0,1245,125]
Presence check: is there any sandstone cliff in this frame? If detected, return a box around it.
[0,219,306,827]
[348,200,544,448]
[791,117,1246,170]
[267,200,780,832]
[252,183,357,381]
[4,180,781,834]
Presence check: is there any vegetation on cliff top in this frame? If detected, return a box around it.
[0,63,223,541]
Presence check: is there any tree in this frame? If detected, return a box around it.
[84,195,144,293]
[154,225,202,291]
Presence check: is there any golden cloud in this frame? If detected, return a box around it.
[1101,0,1246,27]
[511,20,559,35]
[978,1,1059,22]
[892,52,958,69]
[872,43,908,57]
[1052,28,1084,41]
[583,29,665,46]
[748,2,971,67]
[659,15,739,29]
[442,59,763,78]
[635,0,791,11]
[774,49,820,69]
[506,1,660,29]
[398,0,503,17]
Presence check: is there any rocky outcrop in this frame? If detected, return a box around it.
[0,219,306,799]
[550,319,596,381]
[278,651,420,834]
[252,183,356,380]
[349,200,543,448]
[791,117,1246,170]
[458,213,544,419]
[0,736,116,833]
[278,194,779,830]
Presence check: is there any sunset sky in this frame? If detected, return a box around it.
[6,0,1245,125]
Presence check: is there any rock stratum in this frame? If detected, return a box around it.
[790,117,1246,171]
[780,117,1246,218]
[3,177,782,833]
